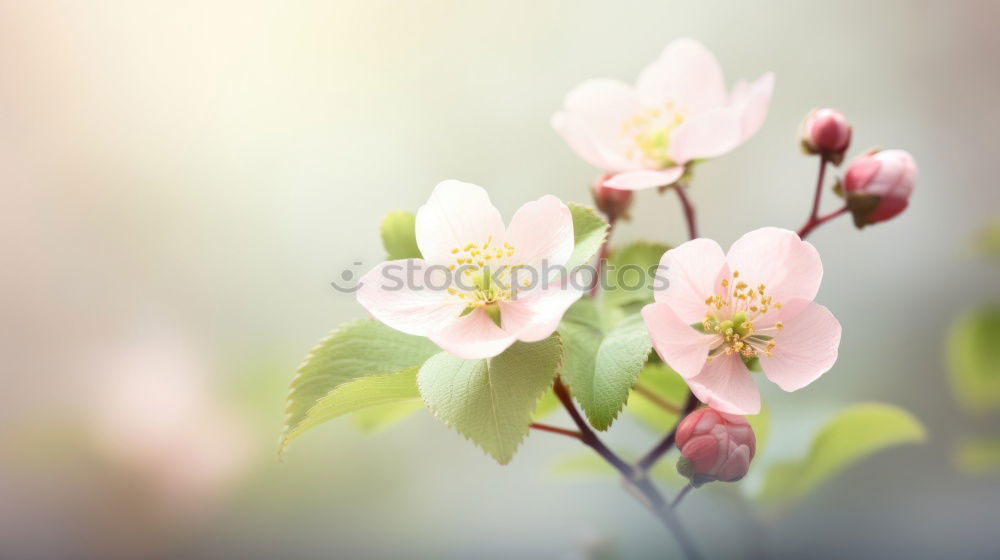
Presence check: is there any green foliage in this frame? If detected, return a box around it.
[283,367,422,451]
[605,241,670,309]
[380,210,422,260]
[625,362,688,432]
[948,306,1000,413]
[532,387,561,420]
[566,203,609,269]
[757,403,925,509]
[351,400,425,433]
[954,437,1000,476]
[558,299,653,431]
[282,320,439,455]
[417,336,563,464]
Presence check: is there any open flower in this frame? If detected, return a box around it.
[357,180,583,359]
[642,227,841,414]
[552,38,774,191]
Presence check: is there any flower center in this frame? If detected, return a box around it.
[701,270,784,361]
[446,236,523,324]
[620,101,688,168]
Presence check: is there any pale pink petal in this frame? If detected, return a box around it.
[652,238,727,324]
[430,307,517,359]
[552,79,643,172]
[499,278,584,343]
[725,227,822,306]
[415,180,505,264]
[731,72,774,141]
[552,112,638,172]
[356,259,466,336]
[603,167,685,190]
[641,303,719,379]
[686,354,761,415]
[760,302,841,391]
[504,195,574,268]
[636,38,727,112]
[668,107,742,164]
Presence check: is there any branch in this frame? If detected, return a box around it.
[633,383,681,414]
[637,392,699,472]
[796,155,849,239]
[529,422,582,440]
[674,186,698,240]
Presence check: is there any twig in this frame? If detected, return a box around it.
[529,422,582,440]
[674,186,698,240]
[633,383,681,414]
[671,483,694,511]
[637,392,699,471]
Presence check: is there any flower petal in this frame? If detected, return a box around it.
[415,180,505,264]
[725,227,823,306]
[636,38,727,113]
[652,237,728,324]
[429,307,517,359]
[731,72,774,141]
[356,259,465,336]
[642,303,718,379]
[668,106,742,164]
[552,79,643,172]
[603,167,685,190]
[499,278,584,343]
[504,195,574,268]
[760,302,841,391]
[686,354,761,415]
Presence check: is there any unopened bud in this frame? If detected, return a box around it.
[676,407,755,487]
[844,149,917,228]
[591,173,633,222]
[800,108,852,165]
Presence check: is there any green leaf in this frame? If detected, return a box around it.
[947,306,1000,413]
[283,367,422,450]
[954,437,1000,476]
[532,387,561,420]
[351,400,425,433]
[558,300,652,431]
[566,203,609,269]
[282,320,438,455]
[380,210,422,260]
[418,336,563,464]
[605,241,670,309]
[626,362,689,432]
[757,403,926,509]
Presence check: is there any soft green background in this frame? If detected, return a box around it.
[2,0,998,558]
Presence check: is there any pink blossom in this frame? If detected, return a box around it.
[676,407,756,485]
[552,38,774,191]
[844,149,917,226]
[357,180,583,359]
[641,227,841,414]
[801,108,852,163]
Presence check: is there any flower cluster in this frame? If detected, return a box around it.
[290,37,919,552]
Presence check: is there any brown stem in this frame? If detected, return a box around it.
[633,383,681,414]
[529,422,582,440]
[671,483,694,511]
[637,392,699,472]
[552,378,702,560]
[674,186,698,240]
[796,155,848,239]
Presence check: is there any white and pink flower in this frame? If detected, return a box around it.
[642,227,841,414]
[552,38,774,191]
[357,180,583,360]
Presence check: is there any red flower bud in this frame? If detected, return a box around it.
[591,173,633,222]
[843,149,917,227]
[676,407,755,486]
[800,108,852,164]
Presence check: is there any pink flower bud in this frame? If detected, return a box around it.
[843,149,917,227]
[591,173,633,221]
[676,407,755,486]
[800,108,852,164]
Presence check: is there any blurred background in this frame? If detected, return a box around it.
[2,1,998,558]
